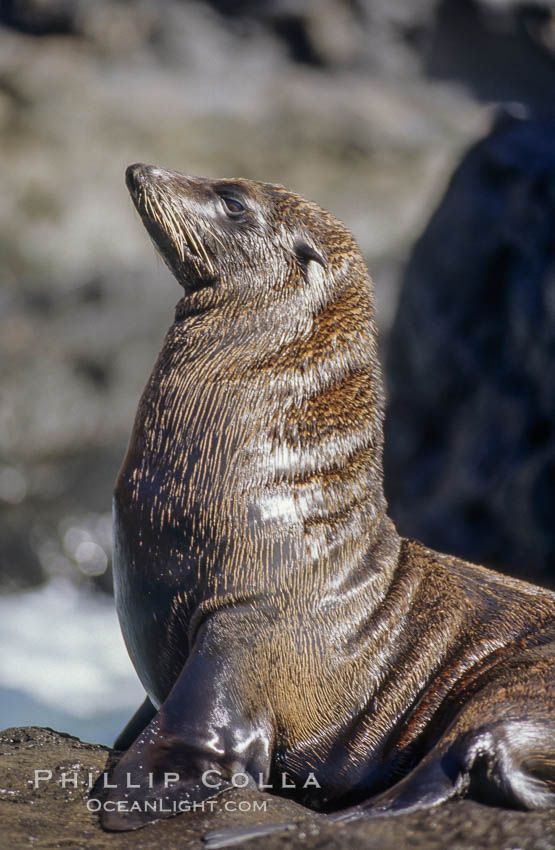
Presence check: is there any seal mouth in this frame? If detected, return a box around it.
[126,163,216,287]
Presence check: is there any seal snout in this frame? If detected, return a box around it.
[125,162,149,196]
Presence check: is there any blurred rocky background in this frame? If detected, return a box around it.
[1,0,554,740]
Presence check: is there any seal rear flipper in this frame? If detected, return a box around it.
[340,718,555,820]
[98,640,273,831]
[348,749,462,819]
[330,737,471,821]
[113,695,157,750]
[461,720,555,811]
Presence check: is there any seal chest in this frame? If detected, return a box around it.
[103,164,555,831]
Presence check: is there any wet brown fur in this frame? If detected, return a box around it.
[105,164,555,830]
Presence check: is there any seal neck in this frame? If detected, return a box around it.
[119,266,393,609]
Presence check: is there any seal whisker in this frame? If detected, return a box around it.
[205,224,226,253]
[180,213,213,270]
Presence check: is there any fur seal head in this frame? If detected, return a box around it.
[125,163,367,321]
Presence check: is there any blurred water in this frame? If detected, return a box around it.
[0,579,144,746]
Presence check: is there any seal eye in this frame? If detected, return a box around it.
[221,196,245,216]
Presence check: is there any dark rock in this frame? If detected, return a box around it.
[384,113,555,589]
[1,726,554,849]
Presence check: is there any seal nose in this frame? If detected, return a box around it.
[125,163,146,195]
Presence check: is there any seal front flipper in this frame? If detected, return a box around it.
[113,695,157,750]
[99,636,273,831]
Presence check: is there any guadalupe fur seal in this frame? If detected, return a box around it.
[102,163,555,831]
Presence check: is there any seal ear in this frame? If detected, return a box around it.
[294,241,327,270]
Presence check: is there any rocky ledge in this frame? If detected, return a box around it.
[0,727,553,850]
